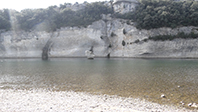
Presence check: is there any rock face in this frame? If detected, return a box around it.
[0,31,49,58]
[113,0,138,14]
[1,1,197,58]
[0,17,198,58]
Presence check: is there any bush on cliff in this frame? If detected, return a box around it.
[142,32,198,42]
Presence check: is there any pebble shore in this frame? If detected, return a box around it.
[0,89,197,112]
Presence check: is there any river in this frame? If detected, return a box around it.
[0,58,198,109]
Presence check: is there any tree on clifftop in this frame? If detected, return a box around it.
[0,9,11,30]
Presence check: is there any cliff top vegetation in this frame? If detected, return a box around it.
[118,0,198,29]
[0,2,113,32]
[0,0,198,32]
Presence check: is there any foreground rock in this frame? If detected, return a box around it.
[0,89,196,112]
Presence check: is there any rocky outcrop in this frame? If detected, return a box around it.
[113,0,138,14]
[0,17,198,58]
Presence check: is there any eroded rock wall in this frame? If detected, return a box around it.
[0,18,198,58]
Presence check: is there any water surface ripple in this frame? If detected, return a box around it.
[0,58,198,109]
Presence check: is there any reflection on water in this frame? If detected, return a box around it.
[0,58,198,108]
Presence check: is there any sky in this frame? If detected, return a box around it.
[0,0,107,11]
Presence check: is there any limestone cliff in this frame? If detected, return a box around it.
[0,17,198,58]
[113,0,138,14]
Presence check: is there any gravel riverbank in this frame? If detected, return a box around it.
[0,89,196,112]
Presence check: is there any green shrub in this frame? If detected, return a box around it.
[148,32,198,41]
[134,39,140,43]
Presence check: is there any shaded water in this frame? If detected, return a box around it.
[0,58,198,109]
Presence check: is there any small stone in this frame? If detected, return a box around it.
[188,103,192,107]
[180,101,185,105]
[191,103,198,108]
[50,107,52,109]
[177,85,180,88]
[161,94,166,98]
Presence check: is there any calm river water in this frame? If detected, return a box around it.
[0,58,198,108]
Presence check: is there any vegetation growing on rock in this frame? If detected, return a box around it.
[0,0,198,33]
[0,2,113,32]
[135,32,198,43]
[120,0,198,29]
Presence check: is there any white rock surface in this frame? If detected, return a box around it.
[0,19,198,58]
[113,0,138,14]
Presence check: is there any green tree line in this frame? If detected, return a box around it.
[0,2,113,32]
[120,0,198,29]
[0,9,11,30]
[1,1,198,32]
